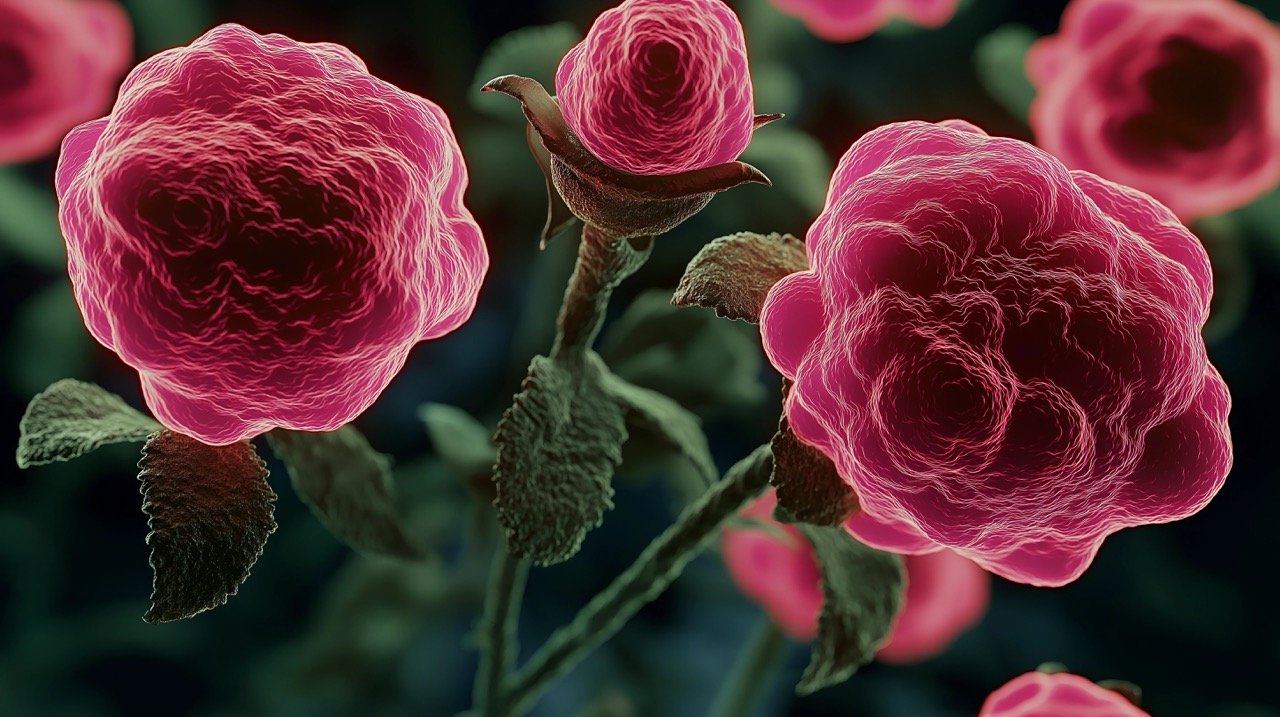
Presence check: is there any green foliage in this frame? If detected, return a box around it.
[794,525,904,694]
[1195,215,1253,344]
[16,379,161,468]
[599,371,717,487]
[599,290,766,416]
[266,427,426,561]
[139,430,277,622]
[472,23,580,122]
[493,352,627,565]
[120,0,213,51]
[739,125,832,214]
[673,231,808,323]
[0,167,64,269]
[5,281,93,397]
[974,24,1038,122]
[419,403,497,483]
[770,414,859,525]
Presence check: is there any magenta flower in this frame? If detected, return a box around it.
[768,0,960,43]
[980,672,1149,717]
[56,24,488,446]
[722,490,988,662]
[0,0,130,163]
[555,0,754,176]
[759,120,1232,586]
[1027,0,1280,219]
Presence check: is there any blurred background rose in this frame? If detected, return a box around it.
[1,1,1277,716]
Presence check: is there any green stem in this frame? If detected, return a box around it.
[472,546,530,717]
[550,224,653,360]
[500,445,774,716]
[707,616,790,717]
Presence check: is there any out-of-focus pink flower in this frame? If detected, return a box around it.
[980,672,1150,717]
[56,24,488,446]
[759,120,1232,587]
[769,0,960,43]
[1027,0,1280,219]
[722,490,988,662]
[0,0,131,163]
[555,0,754,176]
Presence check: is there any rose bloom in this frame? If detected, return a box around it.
[721,489,988,662]
[768,0,960,43]
[555,0,754,175]
[980,672,1150,717]
[760,120,1232,587]
[0,0,130,163]
[1027,0,1280,219]
[56,24,487,445]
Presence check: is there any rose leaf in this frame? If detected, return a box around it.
[673,232,808,323]
[17,378,161,468]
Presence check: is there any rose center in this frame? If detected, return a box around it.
[0,43,31,93]
[637,40,684,107]
[1111,36,1257,158]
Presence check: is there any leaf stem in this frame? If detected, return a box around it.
[500,445,774,716]
[472,545,530,717]
[707,615,789,717]
[550,224,653,360]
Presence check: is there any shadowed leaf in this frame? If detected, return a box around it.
[600,372,717,488]
[795,525,903,694]
[139,430,276,622]
[771,413,859,526]
[17,379,161,468]
[418,403,496,481]
[975,24,1037,122]
[493,352,626,565]
[472,23,579,123]
[673,232,808,323]
[267,427,425,560]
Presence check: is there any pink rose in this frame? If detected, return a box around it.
[1027,0,1280,219]
[768,0,960,42]
[555,0,754,176]
[0,0,130,163]
[56,24,488,446]
[759,120,1232,587]
[722,490,988,663]
[980,672,1150,717]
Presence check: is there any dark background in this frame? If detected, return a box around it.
[2,0,1279,715]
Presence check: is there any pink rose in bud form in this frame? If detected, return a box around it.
[555,0,755,176]
[722,490,988,663]
[980,672,1150,717]
[760,119,1232,587]
[769,0,960,42]
[56,24,488,445]
[0,0,131,163]
[1027,0,1280,219]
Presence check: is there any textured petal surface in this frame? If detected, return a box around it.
[56,24,488,445]
[758,120,1232,586]
[980,672,1151,717]
[0,0,131,162]
[1027,0,1280,219]
[555,0,754,175]
[768,0,960,42]
[723,489,988,661]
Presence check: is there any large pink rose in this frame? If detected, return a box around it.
[0,0,130,163]
[980,672,1150,717]
[722,489,988,663]
[768,0,960,42]
[759,120,1232,586]
[56,24,488,446]
[555,0,754,176]
[1027,0,1280,219]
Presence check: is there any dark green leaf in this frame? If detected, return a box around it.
[493,352,627,565]
[770,413,859,526]
[139,430,276,622]
[472,23,579,122]
[17,379,161,468]
[1194,215,1252,344]
[1098,680,1143,707]
[738,127,831,213]
[5,280,93,396]
[418,403,497,481]
[794,525,904,694]
[673,232,808,323]
[0,167,63,269]
[974,24,1038,122]
[599,291,766,415]
[119,0,213,51]
[600,371,717,487]
[266,427,425,560]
